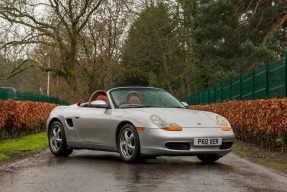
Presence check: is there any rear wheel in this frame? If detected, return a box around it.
[118,124,141,163]
[48,121,73,156]
[197,155,220,164]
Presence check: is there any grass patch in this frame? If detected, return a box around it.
[233,141,287,174]
[0,154,8,160]
[256,159,287,172]
[0,132,48,161]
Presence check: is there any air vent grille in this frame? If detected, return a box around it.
[165,142,190,150]
[66,118,74,127]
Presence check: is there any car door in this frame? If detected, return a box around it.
[73,107,111,144]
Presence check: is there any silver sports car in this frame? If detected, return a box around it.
[47,87,234,163]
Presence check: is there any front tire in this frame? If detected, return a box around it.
[118,124,141,163]
[48,121,73,156]
[197,155,220,164]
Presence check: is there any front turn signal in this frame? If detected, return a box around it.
[136,127,145,131]
[220,126,232,131]
[161,126,182,131]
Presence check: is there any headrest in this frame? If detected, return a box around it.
[96,95,108,102]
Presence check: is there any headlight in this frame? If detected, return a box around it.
[150,114,182,131]
[216,115,232,131]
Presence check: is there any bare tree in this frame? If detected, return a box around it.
[78,0,135,92]
[0,0,103,88]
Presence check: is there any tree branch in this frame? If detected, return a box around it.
[0,59,35,80]
[251,0,271,17]
[77,0,103,34]
[262,11,287,45]
[49,0,72,38]
[1,40,53,50]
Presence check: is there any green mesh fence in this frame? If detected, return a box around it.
[0,88,69,105]
[184,56,287,105]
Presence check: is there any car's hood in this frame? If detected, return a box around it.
[129,108,218,128]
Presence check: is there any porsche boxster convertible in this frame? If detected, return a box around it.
[47,87,234,163]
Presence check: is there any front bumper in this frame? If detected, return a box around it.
[138,127,235,156]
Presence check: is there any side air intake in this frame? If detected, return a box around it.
[66,118,74,127]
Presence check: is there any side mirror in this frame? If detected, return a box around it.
[181,102,188,107]
[90,100,107,108]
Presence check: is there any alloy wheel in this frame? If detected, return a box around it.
[120,128,135,159]
[50,125,62,152]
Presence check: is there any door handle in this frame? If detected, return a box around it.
[74,115,80,119]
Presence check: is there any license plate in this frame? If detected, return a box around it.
[194,138,222,146]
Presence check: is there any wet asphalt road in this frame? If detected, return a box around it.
[0,150,286,192]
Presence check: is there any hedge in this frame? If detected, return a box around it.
[189,99,287,153]
[0,100,57,139]
[1,98,286,153]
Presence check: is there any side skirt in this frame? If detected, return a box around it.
[67,141,118,152]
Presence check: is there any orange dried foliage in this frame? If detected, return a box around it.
[189,99,287,147]
[0,100,57,136]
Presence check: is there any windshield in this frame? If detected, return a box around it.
[109,87,185,109]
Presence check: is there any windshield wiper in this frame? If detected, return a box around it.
[119,104,144,108]
[133,105,153,108]
[119,104,153,108]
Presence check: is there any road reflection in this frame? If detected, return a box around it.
[0,150,286,192]
[47,150,239,192]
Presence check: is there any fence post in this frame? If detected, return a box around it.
[214,87,216,104]
[229,79,232,101]
[215,86,217,103]
[239,74,242,100]
[252,69,255,100]
[207,89,210,104]
[221,84,223,102]
[285,56,287,97]
[214,86,216,103]
[222,84,224,102]
[266,62,269,99]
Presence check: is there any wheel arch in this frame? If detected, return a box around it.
[115,121,135,150]
[47,118,62,134]
[47,117,73,156]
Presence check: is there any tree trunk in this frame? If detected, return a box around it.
[184,74,191,97]
[162,54,174,95]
